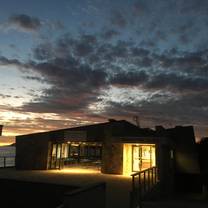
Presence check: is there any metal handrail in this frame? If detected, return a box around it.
[130,166,158,208]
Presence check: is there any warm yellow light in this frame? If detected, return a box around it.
[123,143,156,176]
[0,142,13,146]
[52,168,100,174]
[123,144,132,176]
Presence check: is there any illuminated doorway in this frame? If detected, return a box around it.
[50,143,62,169]
[123,143,156,175]
[132,145,155,172]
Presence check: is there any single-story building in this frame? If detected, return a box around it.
[15,119,200,192]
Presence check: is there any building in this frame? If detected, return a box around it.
[15,119,200,192]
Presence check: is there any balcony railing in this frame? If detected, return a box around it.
[130,166,158,208]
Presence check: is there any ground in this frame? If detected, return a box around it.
[0,167,132,208]
[0,167,207,208]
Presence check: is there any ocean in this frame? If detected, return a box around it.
[0,146,15,167]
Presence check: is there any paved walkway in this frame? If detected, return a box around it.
[0,168,132,208]
[1,168,206,208]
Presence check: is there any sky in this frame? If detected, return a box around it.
[0,0,208,143]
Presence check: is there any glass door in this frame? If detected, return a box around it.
[132,145,156,172]
[50,143,63,169]
[132,145,142,172]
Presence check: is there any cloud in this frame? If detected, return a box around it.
[19,35,208,117]
[1,31,208,137]
[101,29,120,40]
[47,20,65,30]
[33,42,53,61]
[3,14,42,32]
[0,56,23,67]
[110,10,127,28]
[102,90,208,128]
[145,72,208,92]
[0,94,11,99]
[110,70,148,87]
[2,33,208,93]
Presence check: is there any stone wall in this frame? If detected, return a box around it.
[16,133,50,170]
[157,143,174,196]
[101,141,123,174]
[169,126,200,174]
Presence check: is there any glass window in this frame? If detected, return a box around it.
[70,144,79,156]
[57,144,61,159]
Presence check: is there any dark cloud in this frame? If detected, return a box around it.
[110,70,148,87]
[101,29,120,40]
[8,14,41,32]
[23,75,45,83]
[103,90,208,129]
[110,10,127,28]
[146,73,208,92]
[74,35,96,57]
[0,56,23,67]
[33,42,53,61]
[131,47,150,57]
[1,30,208,136]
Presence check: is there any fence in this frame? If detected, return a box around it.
[130,166,158,208]
[0,156,15,168]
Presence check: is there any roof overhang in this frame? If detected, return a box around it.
[64,130,87,142]
[111,136,171,145]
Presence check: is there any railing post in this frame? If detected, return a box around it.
[151,167,154,187]
[138,172,141,198]
[132,175,135,193]
[148,169,150,191]
[131,166,159,208]
[143,171,146,193]
[155,167,157,184]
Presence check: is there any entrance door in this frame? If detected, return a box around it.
[132,145,155,172]
[132,145,142,172]
[50,143,63,169]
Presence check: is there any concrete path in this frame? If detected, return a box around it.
[1,168,207,208]
[0,168,132,208]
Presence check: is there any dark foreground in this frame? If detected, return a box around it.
[0,179,78,208]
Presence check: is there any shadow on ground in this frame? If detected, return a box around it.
[0,179,78,208]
